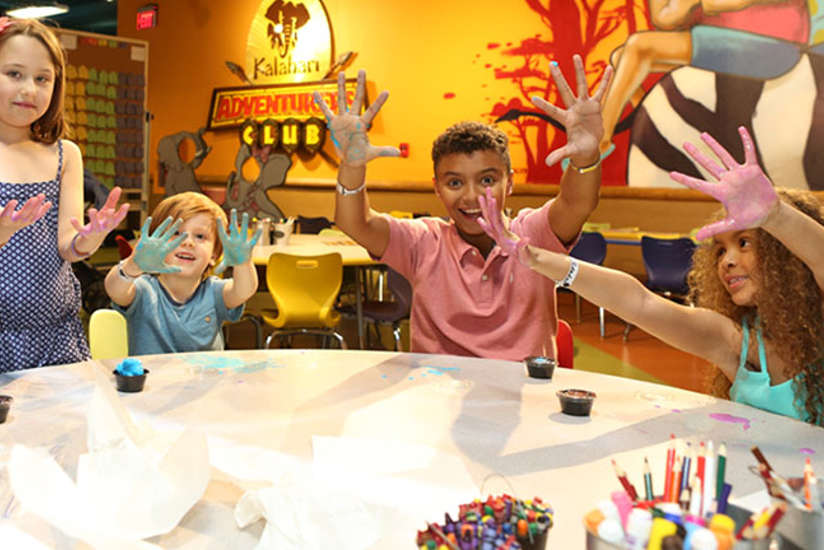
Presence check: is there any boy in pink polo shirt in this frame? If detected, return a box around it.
[312,56,612,361]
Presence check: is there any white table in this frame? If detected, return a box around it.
[1,351,820,548]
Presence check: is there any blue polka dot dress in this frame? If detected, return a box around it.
[0,141,90,371]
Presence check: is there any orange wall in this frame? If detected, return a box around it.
[116,0,635,188]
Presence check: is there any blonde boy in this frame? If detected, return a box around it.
[104,192,259,355]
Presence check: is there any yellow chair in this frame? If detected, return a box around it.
[318,227,347,237]
[262,252,347,349]
[89,309,129,359]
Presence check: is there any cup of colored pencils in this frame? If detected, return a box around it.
[584,437,780,549]
[749,446,824,549]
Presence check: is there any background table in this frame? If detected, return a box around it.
[253,234,379,349]
[1,351,821,548]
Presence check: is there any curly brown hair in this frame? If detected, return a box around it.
[0,18,66,144]
[431,121,511,173]
[687,189,824,425]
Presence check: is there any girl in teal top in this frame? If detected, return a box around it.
[729,316,807,421]
[477,126,824,426]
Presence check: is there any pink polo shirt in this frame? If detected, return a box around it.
[379,201,573,361]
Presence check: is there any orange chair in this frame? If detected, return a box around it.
[556,319,574,369]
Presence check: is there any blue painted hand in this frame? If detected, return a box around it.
[133,216,186,274]
[214,209,262,275]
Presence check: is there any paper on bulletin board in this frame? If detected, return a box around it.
[131,46,146,61]
[59,33,77,50]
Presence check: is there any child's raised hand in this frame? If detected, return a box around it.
[312,70,400,167]
[132,216,186,274]
[214,209,262,275]
[70,186,130,245]
[0,193,52,240]
[531,54,613,168]
[477,188,533,266]
[670,126,779,240]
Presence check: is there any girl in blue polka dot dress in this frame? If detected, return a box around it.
[0,18,128,371]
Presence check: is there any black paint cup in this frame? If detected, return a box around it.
[0,395,12,423]
[557,388,596,416]
[524,356,557,379]
[113,369,149,393]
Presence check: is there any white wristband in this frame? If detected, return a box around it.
[336,180,366,196]
[557,258,579,288]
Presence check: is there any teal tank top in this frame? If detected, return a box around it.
[729,317,807,421]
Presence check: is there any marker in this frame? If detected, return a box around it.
[664,434,676,502]
[716,443,727,501]
[612,458,639,501]
[644,457,655,501]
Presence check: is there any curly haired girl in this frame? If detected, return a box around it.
[478,126,824,425]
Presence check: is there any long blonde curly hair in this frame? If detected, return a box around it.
[687,189,824,426]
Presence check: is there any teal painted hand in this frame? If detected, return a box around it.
[214,210,261,274]
[133,216,186,274]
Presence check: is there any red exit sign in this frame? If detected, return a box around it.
[136,4,158,30]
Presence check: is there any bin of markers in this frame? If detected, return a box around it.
[417,494,553,550]
[772,478,824,550]
[584,499,772,550]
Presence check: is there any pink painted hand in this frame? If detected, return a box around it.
[312,70,400,168]
[530,55,613,168]
[670,126,778,240]
[70,186,130,251]
[0,193,52,241]
[477,188,533,266]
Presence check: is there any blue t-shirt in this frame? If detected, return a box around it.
[113,275,243,356]
[729,317,807,422]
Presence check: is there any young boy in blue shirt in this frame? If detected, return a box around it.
[104,192,260,355]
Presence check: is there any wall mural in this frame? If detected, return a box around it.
[487,0,823,190]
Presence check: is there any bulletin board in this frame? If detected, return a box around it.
[56,29,149,228]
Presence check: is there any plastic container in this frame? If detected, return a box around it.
[557,389,596,416]
[113,369,149,392]
[525,356,556,379]
[773,480,824,550]
[0,394,12,423]
[585,503,771,549]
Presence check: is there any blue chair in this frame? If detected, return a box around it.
[569,232,607,338]
[624,236,696,341]
[296,215,333,234]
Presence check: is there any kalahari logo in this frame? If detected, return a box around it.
[246,0,333,84]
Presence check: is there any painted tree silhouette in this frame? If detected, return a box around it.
[488,0,648,182]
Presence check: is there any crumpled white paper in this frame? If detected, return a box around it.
[219,436,478,550]
[7,364,210,549]
[0,521,51,550]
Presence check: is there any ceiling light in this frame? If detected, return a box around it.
[7,2,69,19]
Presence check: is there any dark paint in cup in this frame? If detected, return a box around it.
[557,388,596,416]
[0,395,12,423]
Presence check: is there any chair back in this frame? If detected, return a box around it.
[266,252,343,328]
[570,232,607,265]
[640,236,696,296]
[296,215,333,234]
[557,319,574,369]
[89,309,129,359]
[387,268,413,317]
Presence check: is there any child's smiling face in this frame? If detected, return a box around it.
[433,149,512,239]
[715,229,760,306]
[0,34,55,131]
[164,213,218,279]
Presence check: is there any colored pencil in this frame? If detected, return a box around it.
[716,442,727,499]
[643,457,654,501]
[612,458,639,501]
